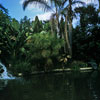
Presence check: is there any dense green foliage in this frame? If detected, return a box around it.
[27,32,64,71]
[73,5,100,66]
[11,32,64,74]
[0,3,100,74]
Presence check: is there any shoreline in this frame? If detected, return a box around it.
[17,67,93,76]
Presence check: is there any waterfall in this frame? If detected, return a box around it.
[0,62,15,79]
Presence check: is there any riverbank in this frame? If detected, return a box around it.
[17,67,93,76]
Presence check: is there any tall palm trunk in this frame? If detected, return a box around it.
[60,17,65,39]
[69,19,72,47]
[65,15,72,56]
[68,0,72,56]
[99,0,100,11]
[56,7,60,38]
[50,17,54,34]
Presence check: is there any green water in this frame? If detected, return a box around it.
[0,71,100,100]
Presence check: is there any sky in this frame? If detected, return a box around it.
[0,0,53,21]
[0,0,98,22]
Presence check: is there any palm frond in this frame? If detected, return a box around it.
[72,0,85,6]
[23,0,52,12]
[50,13,56,19]
[0,4,8,13]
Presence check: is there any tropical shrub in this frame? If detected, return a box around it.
[70,61,88,71]
[26,32,64,71]
[11,60,31,75]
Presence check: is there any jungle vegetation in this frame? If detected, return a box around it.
[0,1,100,74]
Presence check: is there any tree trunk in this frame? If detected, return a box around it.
[50,18,54,34]
[69,18,72,50]
[68,0,72,56]
[56,7,60,38]
[65,15,72,56]
[98,0,100,12]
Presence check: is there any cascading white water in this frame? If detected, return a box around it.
[0,62,15,79]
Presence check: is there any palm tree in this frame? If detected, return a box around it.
[87,0,100,11]
[49,0,64,38]
[23,0,62,38]
[54,0,85,56]
[23,0,55,34]
[23,0,85,57]
[0,4,8,13]
[98,0,100,12]
[50,17,55,35]
[51,0,72,54]
[23,0,52,11]
[50,0,85,56]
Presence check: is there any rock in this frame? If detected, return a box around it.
[18,73,23,76]
[88,60,98,70]
[0,69,4,73]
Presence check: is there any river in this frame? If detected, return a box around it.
[0,71,100,100]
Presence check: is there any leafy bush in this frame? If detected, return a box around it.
[26,32,64,71]
[98,64,100,70]
[70,61,88,71]
[11,60,31,74]
[88,59,98,69]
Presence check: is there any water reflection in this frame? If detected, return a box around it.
[88,71,100,100]
[0,72,100,100]
[0,80,8,90]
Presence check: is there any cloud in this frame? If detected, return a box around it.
[19,0,25,5]
[83,0,91,4]
[31,11,53,21]
[20,0,98,21]
[19,0,54,21]
[82,0,98,4]
[19,0,35,10]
